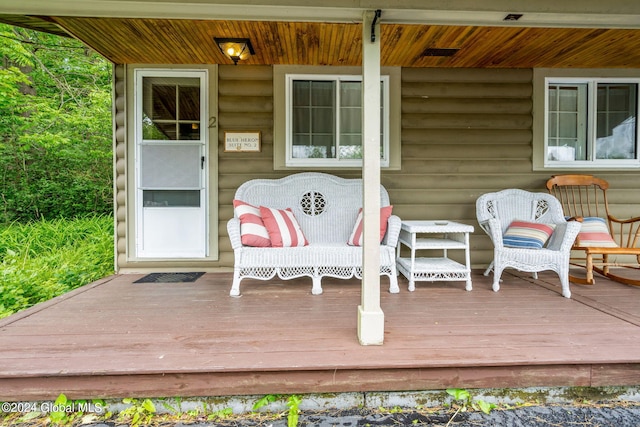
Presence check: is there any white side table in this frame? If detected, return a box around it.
[396,220,474,291]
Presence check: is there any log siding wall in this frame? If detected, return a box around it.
[113,64,127,269]
[217,65,279,266]
[116,65,640,271]
[396,68,640,266]
[395,68,535,265]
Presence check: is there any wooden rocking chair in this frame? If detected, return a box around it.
[546,174,640,286]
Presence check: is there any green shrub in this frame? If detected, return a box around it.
[0,215,113,318]
[0,24,113,223]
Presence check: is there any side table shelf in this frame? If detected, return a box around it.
[396,220,474,291]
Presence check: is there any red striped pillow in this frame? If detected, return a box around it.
[576,217,618,247]
[259,206,308,248]
[233,199,271,247]
[347,205,393,246]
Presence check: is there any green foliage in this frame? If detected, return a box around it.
[207,407,233,420]
[286,395,301,427]
[378,405,403,413]
[0,26,33,67]
[445,388,497,426]
[42,394,109,426]
[161,397,183,415]
[118,398,156,427]
[253,394,302,427]
[0,24,112,223]
[48,393,80,425]
[0,215,113,318]
[253,394,279,411]
[475,398,496,415]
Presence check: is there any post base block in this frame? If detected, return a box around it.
[357,305,384,345]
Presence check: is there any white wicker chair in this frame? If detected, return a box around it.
[475,189,581,298]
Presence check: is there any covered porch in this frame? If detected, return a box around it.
[1,270,639,401]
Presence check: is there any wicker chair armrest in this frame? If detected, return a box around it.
[227,218,243,250]
[484,218,505,249]
[384,214,401,247]
[547,221,581,251]
[563,220,582,250]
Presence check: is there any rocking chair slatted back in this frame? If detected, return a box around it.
[546,174,609,220]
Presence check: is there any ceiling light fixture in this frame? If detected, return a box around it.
[214,37,255,65]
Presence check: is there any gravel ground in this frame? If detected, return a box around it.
[291,405,640,427]
[4,400,640,426]
[71,404,640,427]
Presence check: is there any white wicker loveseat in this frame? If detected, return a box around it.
[227,172,401,296]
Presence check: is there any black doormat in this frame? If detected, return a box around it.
[134,272,205,283]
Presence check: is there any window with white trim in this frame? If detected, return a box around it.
[544,78,639,167]
[285,74,390,167]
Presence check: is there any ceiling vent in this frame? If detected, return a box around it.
[423,48,459,57]
[503,13,523,21]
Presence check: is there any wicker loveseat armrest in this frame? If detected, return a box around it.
[227,218,243,250]
[384,214,401,247]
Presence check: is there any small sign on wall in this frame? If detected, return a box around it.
[224,131,261,152]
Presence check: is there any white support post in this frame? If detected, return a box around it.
[357,9,384,346]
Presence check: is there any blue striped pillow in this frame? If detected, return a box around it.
[503,220,556,249]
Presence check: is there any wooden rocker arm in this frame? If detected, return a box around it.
[607,215,640,248]
[608,213,640,224]
[566,216,584,223]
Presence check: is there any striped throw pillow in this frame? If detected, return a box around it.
[576,217,618,247]
[347,205,393,246]
[259,206,308,248]
[233,199,271,247]
[503,220,556,249]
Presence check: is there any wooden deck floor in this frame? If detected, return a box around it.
[1,269,639,401]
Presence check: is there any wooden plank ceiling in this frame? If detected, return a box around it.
[30,16,640,68]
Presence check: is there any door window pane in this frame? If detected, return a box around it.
[152,85,176,120]
[179,86,200,120]
[143,190,200,207]
[142,77,201,141]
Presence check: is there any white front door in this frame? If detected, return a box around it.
[135,69,208,258]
